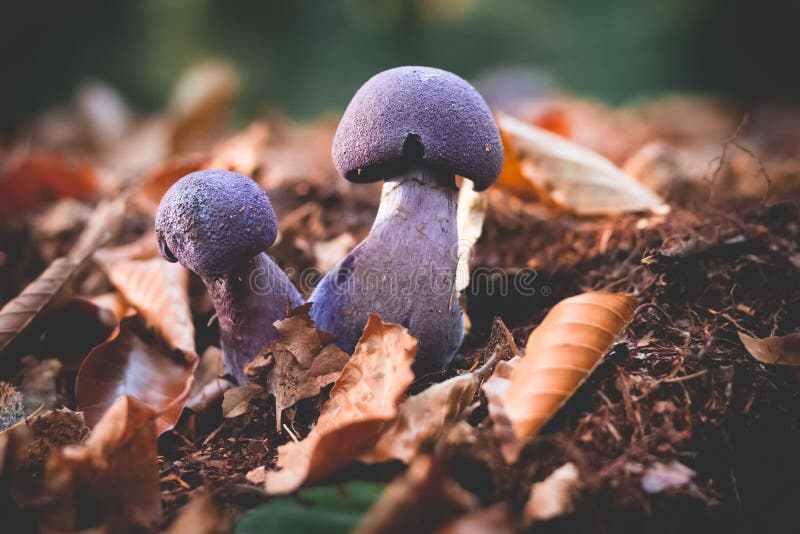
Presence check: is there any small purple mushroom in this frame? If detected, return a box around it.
[155,169,303,385]
[310,66,503,373]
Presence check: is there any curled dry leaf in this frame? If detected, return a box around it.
[95,232,195,355]
[356,455,478,534]
[738,331,800,366]
[76,316,197,435]
[496,113,665,215]
[258,315,416,494]
[523,462,581,525]
[43,395,162,532]
[455,180,488,293]
[0,196,127,356]
[267,304,350,429]
[485,292,635,461]
[360,372,479,464]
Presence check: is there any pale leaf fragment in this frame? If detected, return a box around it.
[497,113,665,215]
[455,180,488,292]
[523,462,581,525]
[738,331,800,366]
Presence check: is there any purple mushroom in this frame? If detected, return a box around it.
[155,169,303,385]
[309,66,503,373]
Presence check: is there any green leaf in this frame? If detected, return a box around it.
[234,481,385,534]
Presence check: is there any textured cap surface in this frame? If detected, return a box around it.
[155,170,277,277]
[332,66,503,191]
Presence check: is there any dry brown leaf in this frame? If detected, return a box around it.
[43,395,162,532]
[267,304,350,429]
[76,316,196,435]
[360,372,479,464]
[186,346,230,413]
[486,292,635,461]
[356,455,478,534]
[96,253,195,356]
[0,196,127,355]
[523,462,581,525]
[738,331,800,366]
[259,315,416,494]
[497,113,665,215]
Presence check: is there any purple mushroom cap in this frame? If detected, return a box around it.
[155,170,278,278]
[332,66,503,191]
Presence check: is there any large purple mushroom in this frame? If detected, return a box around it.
[155,170,303,385]
[310,66,504,373]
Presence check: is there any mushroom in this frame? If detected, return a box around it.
[155,169,303,385]
[309,66,503,372]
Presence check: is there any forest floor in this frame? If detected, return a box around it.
[0,67,798,533]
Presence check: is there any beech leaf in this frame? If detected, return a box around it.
[257,315,416,495]
[496,113,665,215]
[267,304,350,429]
[485,292,635,461]
[76,316,197,435]
[738,331,800,366]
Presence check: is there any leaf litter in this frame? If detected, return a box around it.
[0,64,798,533]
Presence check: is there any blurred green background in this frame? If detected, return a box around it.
[0,0,796,131]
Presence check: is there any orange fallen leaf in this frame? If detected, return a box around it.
[485,292,635,461]
[738,331,800,366]
[76,316,196,435]
[257,315,416,494]
[496,113,665,215]
[95,234,195,356]
[0,152,98,216]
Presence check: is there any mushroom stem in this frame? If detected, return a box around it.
[204,252,302,385]
[310,165,463,371]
